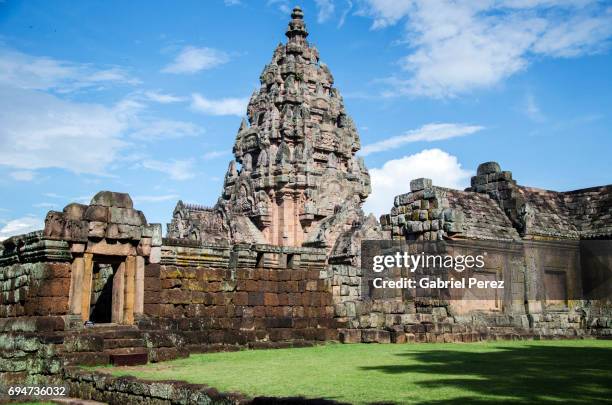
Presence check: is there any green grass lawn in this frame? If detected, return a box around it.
[104,340,612,404]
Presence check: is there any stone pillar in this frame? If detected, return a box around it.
[134,256,145,315]
[112,262,125,324]
[123,255,136,324]
[80,253,94,322]
[68,257,84,315]
[524,243,542,315]
[279,193,295,246]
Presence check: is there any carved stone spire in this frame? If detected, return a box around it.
[286,6,308,45]
[201,6,371,248]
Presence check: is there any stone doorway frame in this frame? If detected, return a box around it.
[68,253,144,325]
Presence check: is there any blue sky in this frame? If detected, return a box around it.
[0,0,611,239]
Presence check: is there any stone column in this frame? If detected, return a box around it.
[112,262,125,324]
[134,256,145,315]
[279,193,294,246]
[80,253,94,322]
[123,255,136,324]
[68,257,84,315]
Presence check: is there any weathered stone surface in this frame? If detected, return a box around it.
[63,203,87,221]
[410,178,432,192]
[477,161,502,175]
[91,191,133,209]
[167,6,371,250]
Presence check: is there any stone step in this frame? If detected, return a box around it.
[63,351,110,366]
[108,349,149,366]
[103,338,145,349]
[96,329,143,339]
[105,346,148,356]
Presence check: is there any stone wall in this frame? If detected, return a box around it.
[0,232,72,320]
[59,366,344,405]
[139,243,335,347]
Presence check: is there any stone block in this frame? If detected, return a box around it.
[410,178,433,192]
[106,223,141,240]
[476,161,501,175]
[88,221,106,238]
[147,224,163,247]
[63,219,89,241]
[83,205,109,222]
[109,207,145,226]
[137,237,152,256]
[339,329,362,343]
[361,329,391,343]
[91,191,133,208]
[150,247,161,263]
[43,211,65,239]
[63,203,87,220]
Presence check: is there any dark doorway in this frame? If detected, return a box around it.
[89,262,115,323]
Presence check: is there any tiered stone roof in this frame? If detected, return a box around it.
[169,7,370,248]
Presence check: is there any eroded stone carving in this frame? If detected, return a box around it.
[170,6,371,248]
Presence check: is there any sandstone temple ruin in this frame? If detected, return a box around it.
[1,7,610,402]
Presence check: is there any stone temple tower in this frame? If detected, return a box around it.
[169,7,372,249]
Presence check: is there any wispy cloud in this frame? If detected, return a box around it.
[43,192,63,199]
[143,90,184,103]
[364,148,472,217]
[130,119,203,141]
[133,194,179,203]
[191,93,248,116]
[9,171,35,181]
[0,86,129,174]
[0,216,44,241]
[0,47,139,93]
[360,123,484,156]
[338,0,353,28]
[524,93,545,122]
[315,0,335,23]
[358,0,612,98]
[141,159,196,181]
[0,49,203,176]
[267,0,291,14]
[33,202,59,209]
[162,46,229,74]
[203,150,230,160]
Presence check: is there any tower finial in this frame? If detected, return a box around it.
[286,5,308,43]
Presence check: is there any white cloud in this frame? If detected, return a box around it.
[0,86,128,174]
[0,57,203,175]
[33,202,58,209]
[133,194,179,203]
[143,90,184,103]
[0,47,139,93]
[524,93,545,122]
[267,0,291,14]
[9,171,35,181]
[0,216,44,241]
[316,0,335,23]
[203,150,229,160]
[338,0,354,28]
[130,119,202,141]
[162,46,229,74]
[360,123,483,155]
[363,148,472,217]
[359,0,612,97]
[141,159,195,181]
[191,93,248,116]
[224,0,241,5]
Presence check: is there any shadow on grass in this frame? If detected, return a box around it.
[361,343,612,404]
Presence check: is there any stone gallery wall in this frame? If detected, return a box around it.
[139,243,335,347]
[0,232,72,320]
